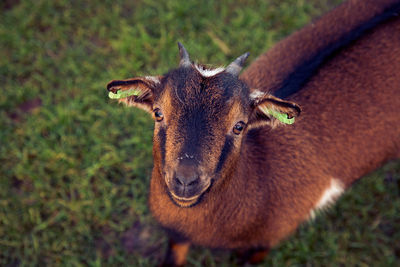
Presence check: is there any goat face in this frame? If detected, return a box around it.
[153,66,252,207]
[107,43,301,208]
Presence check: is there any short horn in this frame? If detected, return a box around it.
[226,52,250,76]
[178,42,191,67]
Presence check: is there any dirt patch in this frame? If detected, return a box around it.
[8,97,42,122]
[95,220,165,262]
[1,0,21,10]
[121,221,164,258]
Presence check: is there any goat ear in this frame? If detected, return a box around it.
[248,90,301,129]
[106,76,161,113]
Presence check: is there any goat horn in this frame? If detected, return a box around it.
[226,52,250,76]
[178,42,191,67]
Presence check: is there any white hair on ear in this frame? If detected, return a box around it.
[145,76,161,84]
[249,90,266,101]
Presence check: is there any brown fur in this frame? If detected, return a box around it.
[107,0,400,265]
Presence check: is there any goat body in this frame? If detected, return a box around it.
[107,0,400,265]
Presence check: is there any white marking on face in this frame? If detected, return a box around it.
[309,178,345,220]
[194,64,225,77]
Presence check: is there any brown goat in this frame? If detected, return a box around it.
[107,0,400,265]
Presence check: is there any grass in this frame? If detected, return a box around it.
[1,0,399,266]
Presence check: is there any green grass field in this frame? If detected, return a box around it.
[1,0,399,266]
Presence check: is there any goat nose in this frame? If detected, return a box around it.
[174,174,200,188]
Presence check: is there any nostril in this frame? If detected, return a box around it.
[174,176,184,186]
[174,175,200,188]
[188,179,199,187]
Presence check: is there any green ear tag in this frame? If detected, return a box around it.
[108,89,141,99]
[261,107,295,124]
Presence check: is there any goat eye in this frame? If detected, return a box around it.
[233,122,245,135]
[154,109,164,122]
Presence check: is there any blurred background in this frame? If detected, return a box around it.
[1,0,399,266]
